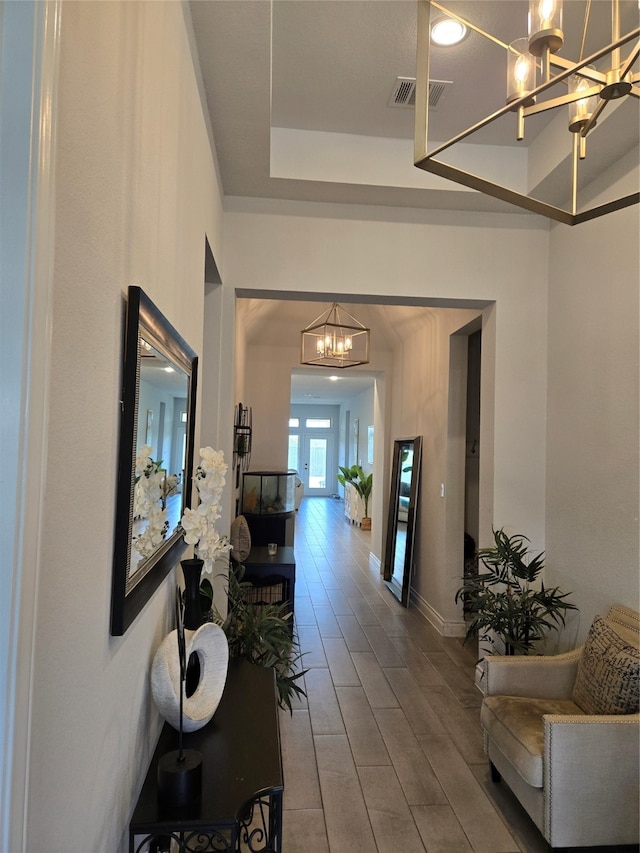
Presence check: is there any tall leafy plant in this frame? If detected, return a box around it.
[337,464,360,488]
[215,565,307,712]
[455,528,577,656]
[338,464,373,518]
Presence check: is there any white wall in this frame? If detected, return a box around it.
[22,3,226,850]
[225,201,550,628]
[243,344,298,470]
[1,3,58,849]
[546,162,640,647]
[346,385,375,475]
[227,189,639,638]
[385,308,482,632]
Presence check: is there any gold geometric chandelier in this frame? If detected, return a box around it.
[300,302,371,369]
[415,0,640,225]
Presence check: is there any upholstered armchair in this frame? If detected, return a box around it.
[481,603,639,848]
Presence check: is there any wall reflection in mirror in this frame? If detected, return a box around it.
[132,342,189,571]
[383,437,422,607]
[111,286,197,636]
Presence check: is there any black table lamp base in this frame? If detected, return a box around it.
[157,749,202,807]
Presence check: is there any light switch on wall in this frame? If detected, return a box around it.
[440,483,446,498]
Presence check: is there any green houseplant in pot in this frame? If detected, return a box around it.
[337,464,360,489]
[455,528,577,656]
[338,464,373,530]
[214,564,307,713]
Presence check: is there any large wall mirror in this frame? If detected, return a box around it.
[111,286,198,635]
[383,436,422,607]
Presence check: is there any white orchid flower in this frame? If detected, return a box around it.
[180,448,231,568]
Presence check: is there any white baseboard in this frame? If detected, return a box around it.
[410,590,466,637]
[369,552,381,572]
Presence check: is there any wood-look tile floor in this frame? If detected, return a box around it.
[280,498,636,853]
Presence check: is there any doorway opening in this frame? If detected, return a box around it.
[234,295,493,636]
[460,327,482,649]
[288,406,339,498]
[289,370,377,505]
[465,330,482,554]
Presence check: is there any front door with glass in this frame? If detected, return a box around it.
[302,434,333,496]
[288,413,337,499]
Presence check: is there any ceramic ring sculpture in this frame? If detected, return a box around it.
[151,622,229,732]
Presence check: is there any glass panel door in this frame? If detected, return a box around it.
[302,435,332,496]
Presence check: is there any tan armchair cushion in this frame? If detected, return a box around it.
[572,616,640,716]
[481,696,583,787]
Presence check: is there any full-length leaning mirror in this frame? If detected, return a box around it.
[111,286,198,636]
[383,436,422,607]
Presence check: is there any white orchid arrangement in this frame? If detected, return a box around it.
[180,447,232,574]
[133,445,169,559]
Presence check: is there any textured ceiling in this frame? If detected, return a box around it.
[190,1,638,401]
[189,0,639,211]
[236,297,449,403]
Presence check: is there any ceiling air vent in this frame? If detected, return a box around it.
[388,77,416,108]
[387,77,451,109]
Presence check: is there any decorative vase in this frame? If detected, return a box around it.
[151,622,230,732]
[361,517,372,531]
[181,558,205,630]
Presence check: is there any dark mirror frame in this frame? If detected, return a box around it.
[383,436,422,607]
[111,286,198,636]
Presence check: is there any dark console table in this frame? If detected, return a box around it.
[238,546,296,624]
[129,659,283,853]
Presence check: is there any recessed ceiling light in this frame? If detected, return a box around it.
[430,17,467,46]
[329,375,339,381]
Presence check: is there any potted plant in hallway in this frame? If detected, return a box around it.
[455,528,577,656]
[215,564,307,712]
[338,464,373,530]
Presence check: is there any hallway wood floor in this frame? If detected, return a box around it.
[280,497,636,853]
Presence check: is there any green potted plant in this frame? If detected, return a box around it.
[337,464,360,489]
[353,469,373,530]
[455,528,577,656]
[338,464,373,530]
[214,565,307,712]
